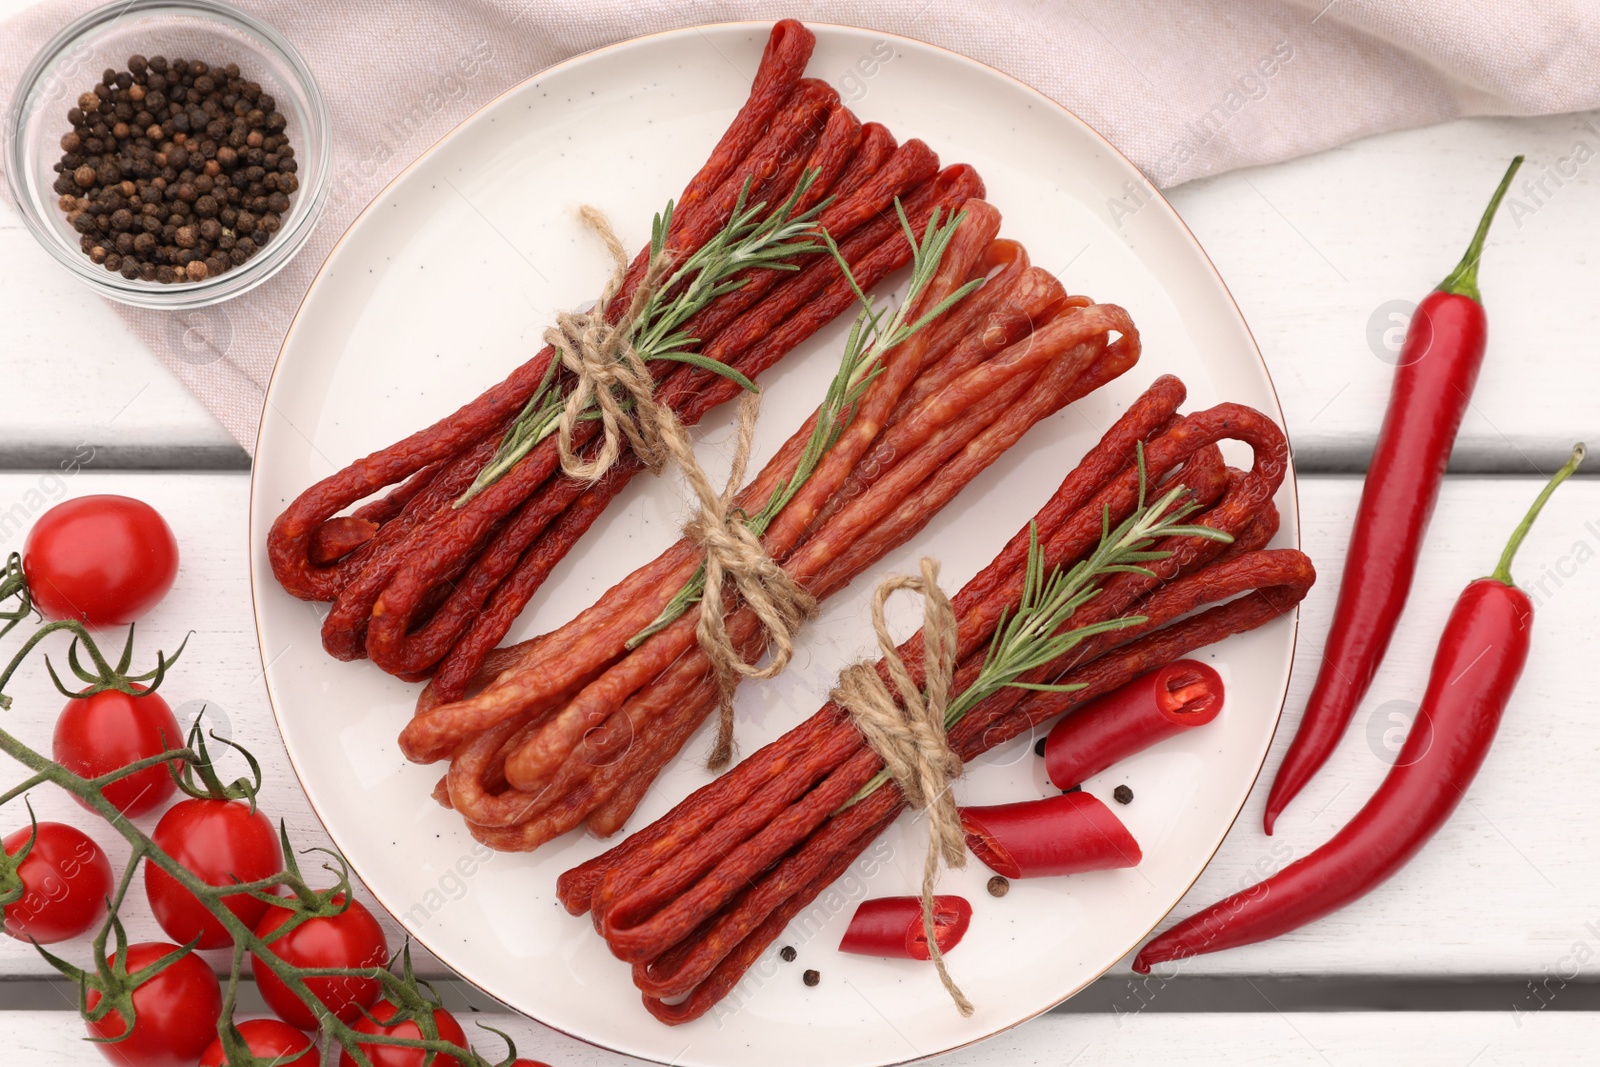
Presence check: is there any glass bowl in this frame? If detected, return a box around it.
[4,0,330,309]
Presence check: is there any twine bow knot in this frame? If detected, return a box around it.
[833,558,973,1016]
[552,207,815,769]
[681,408,818,769]
[545,205,676,481]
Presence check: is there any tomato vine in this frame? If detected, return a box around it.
[0,570,529,1067]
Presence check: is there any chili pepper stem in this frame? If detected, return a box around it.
[1437,155,1524,302]
[1490,443,1586,585]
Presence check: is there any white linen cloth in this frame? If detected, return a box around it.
[3,0,1596,450]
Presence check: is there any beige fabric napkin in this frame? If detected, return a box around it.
[4,0,1597,452]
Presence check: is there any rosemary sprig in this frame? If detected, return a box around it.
[624,201,985,648]
[845,456,1234,806]
[456,170,832,506]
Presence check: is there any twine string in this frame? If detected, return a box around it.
[833,559,972,1016]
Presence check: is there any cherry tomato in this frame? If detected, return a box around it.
[199,1019,319,1067]
[145,798,283,949]
[1,821,113,943]
[52,687,181,818]
[339,1001,468,1067]
[86,941,222,1067]
[252,894,388,1029]
[23,495,178,627]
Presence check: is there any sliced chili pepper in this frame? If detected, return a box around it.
[1043,658,1224,789]
[1135,444,1582,973]
[1263,156,1524,834]
[838,895,972,961]
[960,792,1141,879]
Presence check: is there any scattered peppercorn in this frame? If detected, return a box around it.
[1113,784,1134,805]
[50,53,296,283]
[1034,736,1047,758]
[779,945,797,963]
[1062,783,1081,794]
[802,969,820,987]
[986,875,1010,898]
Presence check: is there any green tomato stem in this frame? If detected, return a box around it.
[0,718,503,1063]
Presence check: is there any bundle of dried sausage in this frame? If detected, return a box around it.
[399,199,1150,852]
[554,375,1315,1024]
[264,20,967,699]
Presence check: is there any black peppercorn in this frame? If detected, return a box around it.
[779,945,796,963]
[802,969,820,987]
[987,875,1010,898]
[1113,784,1134,805]
[52,52,297,282]
[1034,736,1047,758]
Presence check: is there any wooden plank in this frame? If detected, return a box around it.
[0,1009,1593,1064]
[0,0,240,467]
[3,470,1599,984]
[0,213,244,467]
[1165,108,1600,474]
[0,0,1594,472]
[1166,471,1600,978]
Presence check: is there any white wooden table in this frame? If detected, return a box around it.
[5,22,1600,1063]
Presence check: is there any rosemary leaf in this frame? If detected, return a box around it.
[456,170,831,507]
[624,201,982,649]
[841,481,1233,808]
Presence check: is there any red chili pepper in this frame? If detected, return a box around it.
[960,792,1141,879]
[1263,155,1524,834]
[1043,659,1224,789]
[1134,445,1582,973]
[838,895,973,961]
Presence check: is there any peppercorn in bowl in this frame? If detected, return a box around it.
[4,0,328,309]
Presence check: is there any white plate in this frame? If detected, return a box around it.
[250,22,1299,1067]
